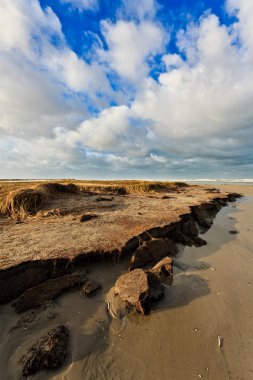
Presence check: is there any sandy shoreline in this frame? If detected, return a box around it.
[94,186,253,380]
[215,184,253,196]
[57,185,252,380]
[95,185,253,380]
[0,184,252,379]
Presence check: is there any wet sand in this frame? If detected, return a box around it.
[0,260,129,380]
[0,185,252,379]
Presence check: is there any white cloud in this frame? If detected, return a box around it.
[69,106,132,150]
[99,20,166,81]
[1,0,253,179]
[150,153,168,164]
[132,13,253,142]
[67,105,149,157]
[162,53,183,69]
[227,0,253,59]
[0,0,63,58]
[0,54,85,138]
[0,0,113,140]
[43,47,112,95]
[61,0,98,12]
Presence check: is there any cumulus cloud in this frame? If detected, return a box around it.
[0,54,85,138]
[132,13,253,143]
[0,0,63,58]
[162,53,183,69]
[0,0,114,140]
[66,106,151,161]
[43,47,112,95]
[99,20,166,81]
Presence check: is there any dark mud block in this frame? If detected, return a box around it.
[21,325,69,377]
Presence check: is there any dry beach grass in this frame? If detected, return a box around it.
[0,180,236,271]
[0,180,187,221]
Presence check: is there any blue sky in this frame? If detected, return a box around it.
[0,0,253,179]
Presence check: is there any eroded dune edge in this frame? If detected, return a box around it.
[0,183,242,377]
[0,186,241,305]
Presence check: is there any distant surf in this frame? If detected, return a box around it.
[184,179,253,185]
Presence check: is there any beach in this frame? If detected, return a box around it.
[2,0,253,378]
[82,184,253,380]
[0,183,252,379]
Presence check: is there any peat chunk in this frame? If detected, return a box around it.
[114,269,164,315]
[130,238,177,270]
[151,257,173,277]
[193,236,207,247]
[21,325,69,377]
[80,213,97,222]
[206,188,220,193]
[82,280,102,296]
[192,206,213,229]
[13,271,87,313]
[228,193,241,202]
[167,230,194,246]
[182,219,198,237]
[147,271,164,303]
[96,197,114,202]
[217,198,228,206]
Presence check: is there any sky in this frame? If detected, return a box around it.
[0,0,253,179]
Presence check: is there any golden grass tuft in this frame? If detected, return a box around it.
[125,182,166,193]
[0,188,47,221]
[0,182,79,221]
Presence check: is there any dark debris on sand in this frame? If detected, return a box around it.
[21,325,69,377]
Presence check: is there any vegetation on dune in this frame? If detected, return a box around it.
[1,188,47,221]
[0,180,188,220]
[77,180,188,194]
[78,184,127,195]
[0,182,79,221]
[36,182,79,194]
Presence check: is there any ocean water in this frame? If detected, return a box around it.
[185,179,253,185]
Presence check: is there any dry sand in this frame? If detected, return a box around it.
[0,184,252,379]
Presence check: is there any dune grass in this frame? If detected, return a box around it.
[36,182,79,194]
[76,180,188,194]
[1,188,47,221]
[0,180,188,220]
[0,182,79,221]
